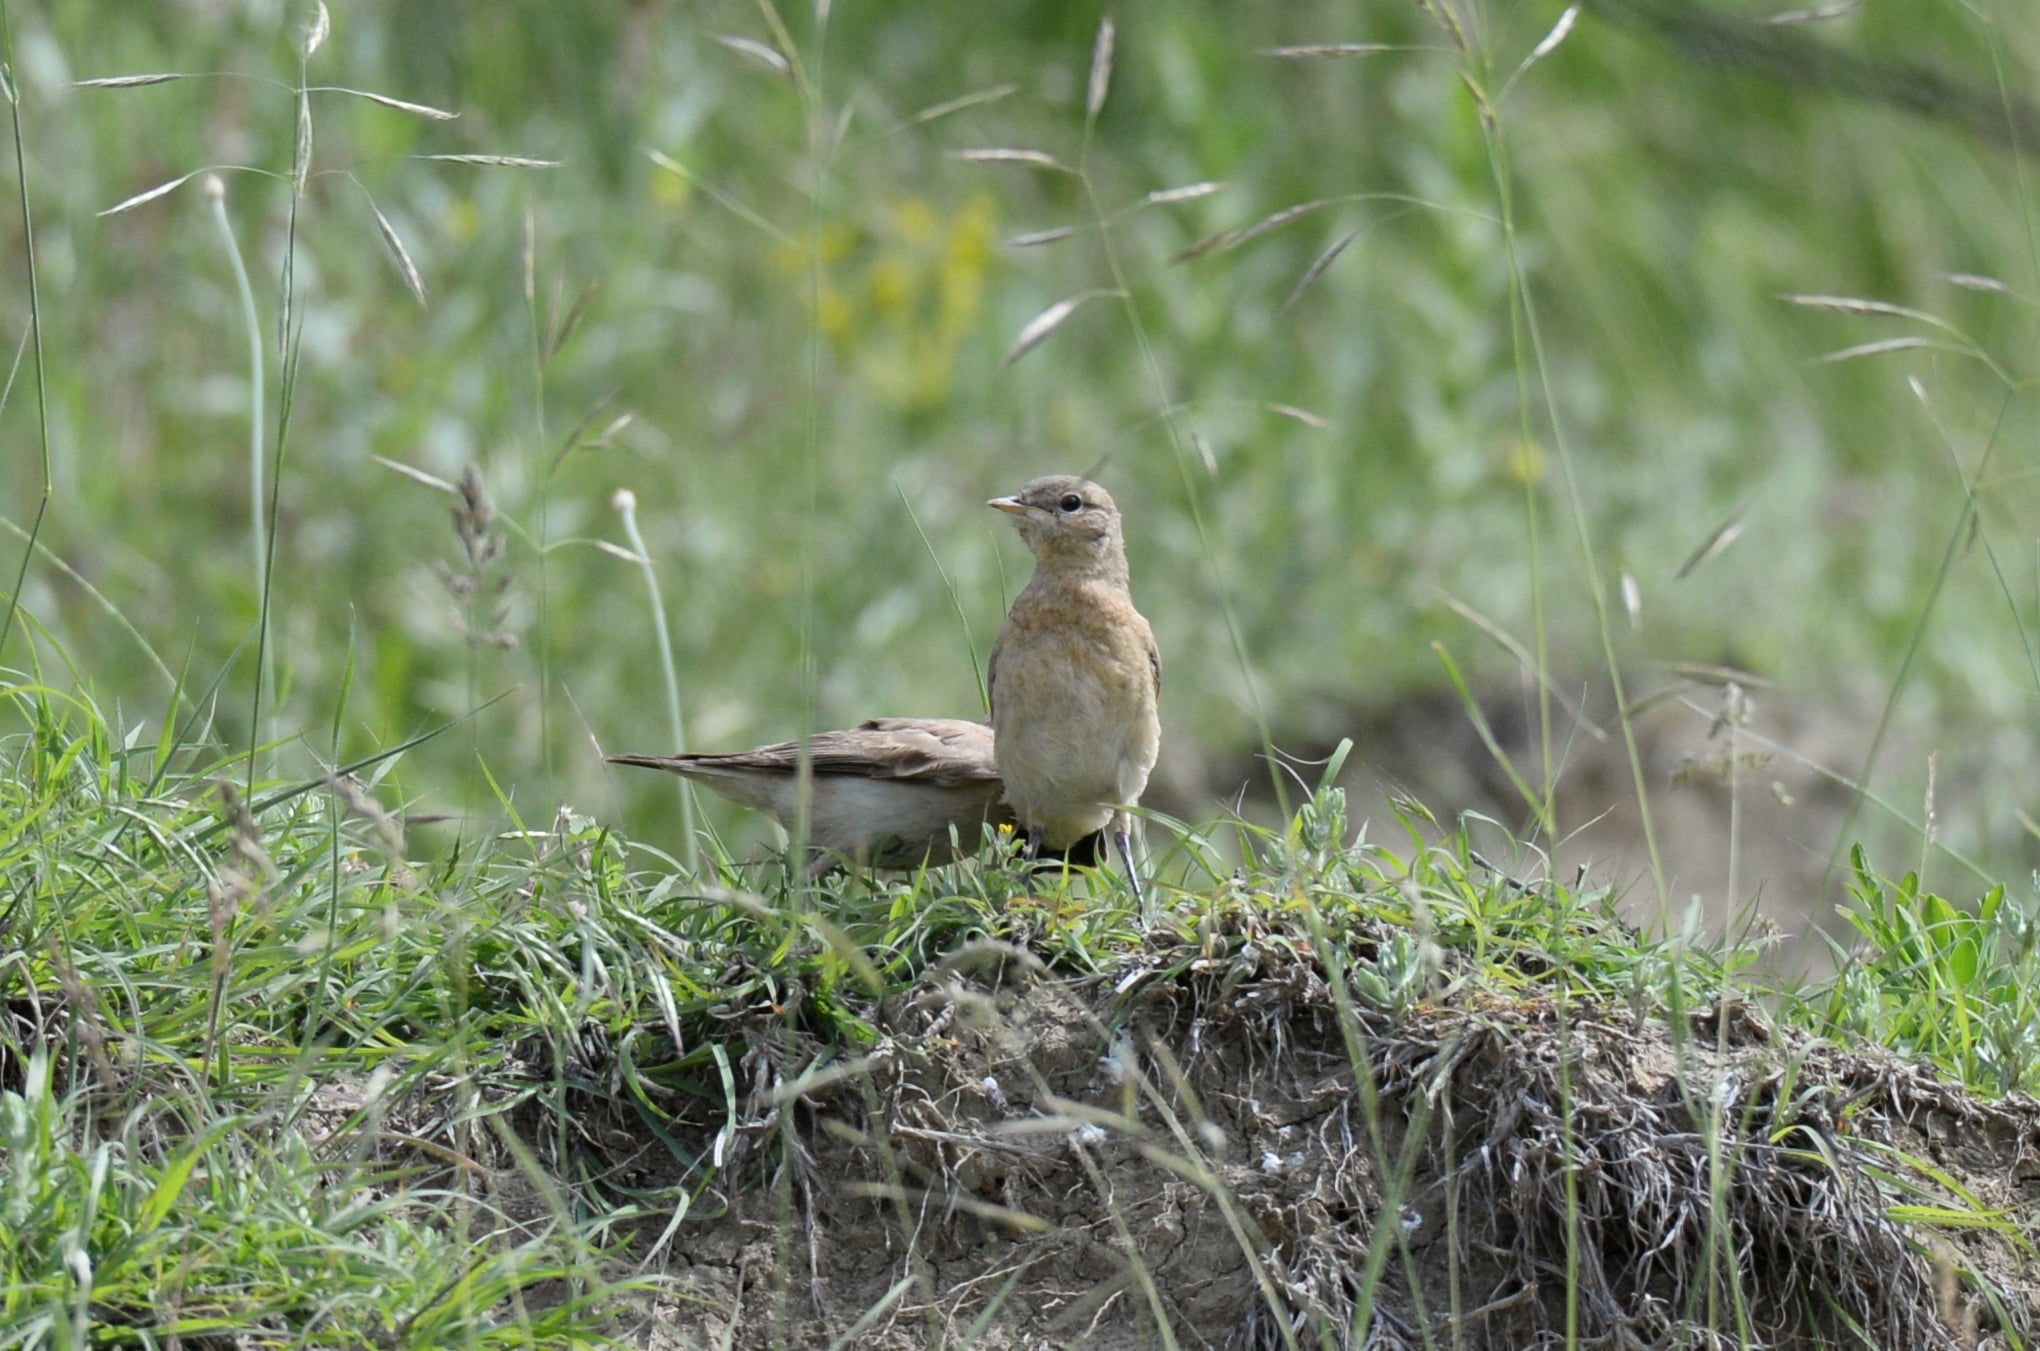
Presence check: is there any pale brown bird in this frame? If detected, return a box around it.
[986,474,1161,900]
[609,718,1013,875]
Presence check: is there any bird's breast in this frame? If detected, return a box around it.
[990,589,1161,842]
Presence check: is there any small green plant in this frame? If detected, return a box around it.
[1809,846,2040,1095]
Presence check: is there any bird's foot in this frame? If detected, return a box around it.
[1113,825,1146,910]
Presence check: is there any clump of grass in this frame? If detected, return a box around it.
[0,677,663,1345]
[1802,847,2040,1095]
[7,655,2035,1346]
[586,767,2030,1347]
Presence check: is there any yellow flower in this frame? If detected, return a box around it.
[891,195,941,244]
[770,222,857,276]
[651,170,691,210]
[775,192,1003,410]
[813,283,851,339]
[444,196,480,245]
[866,256,918,315]
[937,195,996,332]
[1504,437,1549,484]
[943,194,996,274]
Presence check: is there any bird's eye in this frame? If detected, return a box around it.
[1058,493,1084,513]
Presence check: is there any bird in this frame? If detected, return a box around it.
[985,474,1161,901]
[609,718,1013,876]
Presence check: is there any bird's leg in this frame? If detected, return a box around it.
[1111,812,1145,907]
[1025,825,1044,861]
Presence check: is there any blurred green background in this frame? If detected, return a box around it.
[3,0,2035,918]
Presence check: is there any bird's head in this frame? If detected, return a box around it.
[987,475,1127,578]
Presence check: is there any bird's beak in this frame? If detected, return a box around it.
[986,496,1030,517]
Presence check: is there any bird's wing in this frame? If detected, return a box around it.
[1147,633,1161,697]
[849,718,1001,785]
[610,741,803,773]
[613,720,998,787]
[606,752,689,771]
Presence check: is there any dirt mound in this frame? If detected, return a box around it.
[631,939,2040,1348]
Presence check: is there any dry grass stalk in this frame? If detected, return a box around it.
[433,463,516,650]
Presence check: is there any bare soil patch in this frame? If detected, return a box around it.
[1175,679,1954,975]
[620,935,2040,1348]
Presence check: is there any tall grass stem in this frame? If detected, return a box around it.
[523,209,555,783]
[614,489,699,875]
[206,176,272,781]
[0,0,55,670]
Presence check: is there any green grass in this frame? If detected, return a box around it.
[4,687,2034,1343]
[1805,847,2040,1094]
[4,0,2039,1344]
